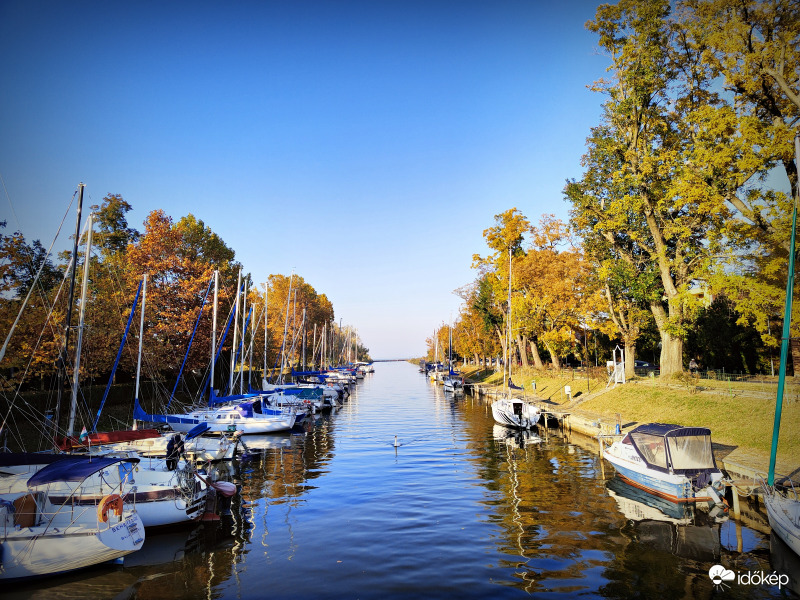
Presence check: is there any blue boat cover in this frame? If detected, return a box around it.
[631,423,711,437]
[27,456,139,487]
[186,422,211,440]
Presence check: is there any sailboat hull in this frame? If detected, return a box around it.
[491,397,540,429]
[764,488,800,557]
[0,512,144,580]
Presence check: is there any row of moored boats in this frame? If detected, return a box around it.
[0,364,372,581]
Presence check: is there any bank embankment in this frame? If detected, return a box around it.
[461,365,800,488]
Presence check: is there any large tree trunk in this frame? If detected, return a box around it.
[530,338,544,369]
[650,301,684,375]
[543,340,561,369]
[495,326,507,363]
[517,334,529,368]
[623,339,636,380]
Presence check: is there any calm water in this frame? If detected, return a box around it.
[8,362,800,599]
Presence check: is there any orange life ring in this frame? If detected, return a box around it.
[97,493,124,523]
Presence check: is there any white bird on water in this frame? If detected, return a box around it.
[393,435,401,447]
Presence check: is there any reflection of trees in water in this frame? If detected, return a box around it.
[238,414,336,505]
[459,396,623,594]
[456,396,749,598]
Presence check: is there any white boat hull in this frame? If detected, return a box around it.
[0,512,144,580]
[764,487,800,557]
[603,440,721,503]
[491,397,540,429]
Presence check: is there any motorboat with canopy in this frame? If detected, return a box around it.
[602,423,725,505]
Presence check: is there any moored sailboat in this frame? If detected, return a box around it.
[492,247,540,429]
[761,133,800,557]
[0,453,144,580]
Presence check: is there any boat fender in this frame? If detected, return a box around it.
[97,494,124,523]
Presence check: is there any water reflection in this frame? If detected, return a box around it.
[6,365,796,599]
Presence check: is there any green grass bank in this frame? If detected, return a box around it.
[459,364,800,466]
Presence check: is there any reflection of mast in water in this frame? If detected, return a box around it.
[504,441,536,592]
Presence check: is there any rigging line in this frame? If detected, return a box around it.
[0,189,78,364]
[0,171,33,236]
[0,215,93,438]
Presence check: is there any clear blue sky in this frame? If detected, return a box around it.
[1,0,608,359]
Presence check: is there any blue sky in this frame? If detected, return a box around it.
[0,0,608,359]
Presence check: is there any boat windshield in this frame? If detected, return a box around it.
[666,433,715,470]
[630,432,669,470]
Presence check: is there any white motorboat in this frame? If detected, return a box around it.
[0,454,144,580]
[602,423,725,505]
[491,396,540,430]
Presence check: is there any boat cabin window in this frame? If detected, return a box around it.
[630,432,668,470]
[666,434,715,470]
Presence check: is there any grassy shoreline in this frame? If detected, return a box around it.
[459,364,800,464]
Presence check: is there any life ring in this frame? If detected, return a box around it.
[97,494,124,523]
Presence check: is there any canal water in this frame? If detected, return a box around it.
[8,361,800,599]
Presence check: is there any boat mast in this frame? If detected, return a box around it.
[67,212,93,437]
[263,283,268,386]
[768,132,800,486]
[229,268,242,394]
[210,270,218,397]
[54,183,84,444]
[278,272,294,383]
[302,307,307,371]
[504,247,511,393]
[239,275,249,394]
[132,274,147,430]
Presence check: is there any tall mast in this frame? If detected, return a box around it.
[67,212,93,437]
[768,133,800,486]
[132,274,147,429]
[278,272,294,383]
[302,308,307,371]
[229,268,242,394]
[263,284,268,385]
[505,247,512,392]
[210,270,218,397]
[54,183,84,443]
[239,275,249,394]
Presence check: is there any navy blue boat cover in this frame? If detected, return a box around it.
[630,423,712,437]
[0,453,139,486]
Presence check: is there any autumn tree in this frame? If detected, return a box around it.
[472,209,529,371]
[569,0,747,375]
[513,215,600,370]
[124,210,239,392]
[677,0,800,360]
[0,224,64,387]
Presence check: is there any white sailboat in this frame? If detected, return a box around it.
[0,455,144,579]
[56,259,209,528]
[762,133,800,557]
[492,247,540,430]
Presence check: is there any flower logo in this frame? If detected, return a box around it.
[709,564,735,590]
